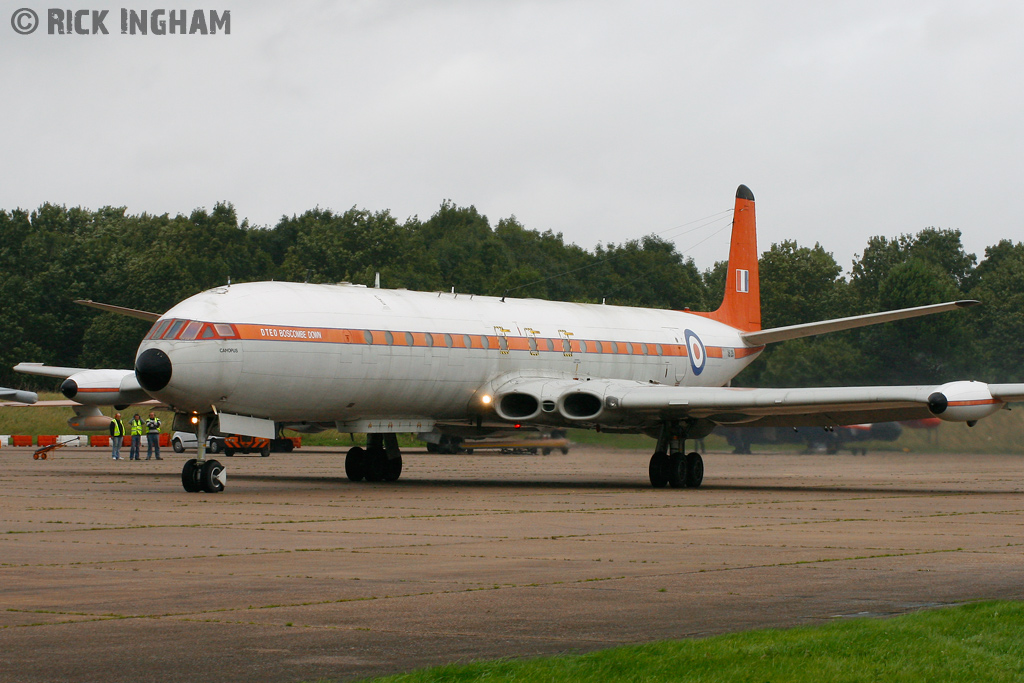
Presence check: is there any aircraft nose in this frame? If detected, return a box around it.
[136,348,173,392]
[60,378,78,399]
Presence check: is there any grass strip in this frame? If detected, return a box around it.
[353,601,1024,683]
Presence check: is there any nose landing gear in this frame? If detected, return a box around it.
[182,458,226,493]
[179,413,227,493]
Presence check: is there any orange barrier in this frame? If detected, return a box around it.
[288,437,302,448]
[37,435,57,447]
[11,435,33,447]
[90,435,110,447]
[122,435,131,447]
[159,433,170,446]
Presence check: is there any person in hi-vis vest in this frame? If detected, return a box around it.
[129,413,144,460]
[109,413,125,460]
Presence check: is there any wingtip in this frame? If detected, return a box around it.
[736,184,754,201]
[955,299,982,308]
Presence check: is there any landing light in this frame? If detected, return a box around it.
[481,395,492,405]
[190,414,199,425]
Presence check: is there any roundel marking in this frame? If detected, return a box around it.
[684,329,706,376]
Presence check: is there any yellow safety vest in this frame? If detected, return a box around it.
[130,419,144,436]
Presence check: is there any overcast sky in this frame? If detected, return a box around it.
[2,0,1021,271]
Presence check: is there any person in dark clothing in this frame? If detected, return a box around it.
[109,413,125,460]
[146,412,162,460]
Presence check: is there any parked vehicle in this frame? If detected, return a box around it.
[223,435,271,457]
[223,436,300,456]
[170,431,224,454]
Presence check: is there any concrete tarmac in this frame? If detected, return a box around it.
[1,445,1022,682]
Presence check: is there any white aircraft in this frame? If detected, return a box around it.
[13,185,1024,493]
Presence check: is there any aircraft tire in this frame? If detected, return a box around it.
[648,452,669,488]
[365,446,387,482]
[667,453,687,488]
[345,447,366,482]
[181,459,202,493]
[200,459,225,493]
[383,454,403,482]
[684,452,704,489]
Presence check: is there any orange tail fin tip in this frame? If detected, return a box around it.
[692,184,761,332]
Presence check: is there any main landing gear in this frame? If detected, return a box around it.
[179,413,227,493]
[648,421,705,489]
[648,451,703,488]
[346,433,403,483]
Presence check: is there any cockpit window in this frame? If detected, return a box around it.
[178,321,203,341]
[148,319,171,340]
[162,319,186,339]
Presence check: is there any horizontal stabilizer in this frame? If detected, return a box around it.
[13,363,89,379]
[741,300,979,346]
[75,299,161,322]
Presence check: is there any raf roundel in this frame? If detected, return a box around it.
[684,329,706,375]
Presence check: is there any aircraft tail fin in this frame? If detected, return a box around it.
[693,185,761,332]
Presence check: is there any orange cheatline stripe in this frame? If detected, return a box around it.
[202,322,759,362]
[947,399,1001,407]
[76,387,122,393]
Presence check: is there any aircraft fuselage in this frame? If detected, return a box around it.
[135,281,762,427]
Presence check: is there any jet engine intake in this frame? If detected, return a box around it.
[558,391,604,421]
[496,393,541,421]
[59,369,151,407]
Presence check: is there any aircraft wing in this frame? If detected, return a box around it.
[74,299,161,322]
[609,384,950,427]
[494,376,1024,429]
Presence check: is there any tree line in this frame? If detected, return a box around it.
[2,201,1022,391]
